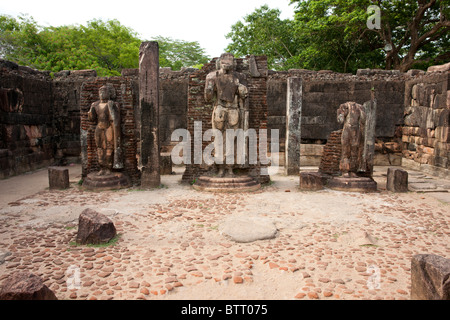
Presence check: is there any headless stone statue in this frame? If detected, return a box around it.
[337,102,366,177]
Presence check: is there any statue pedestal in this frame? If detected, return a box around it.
[82,172,131,191]
[327,176,377,193]
[193,176,260,193]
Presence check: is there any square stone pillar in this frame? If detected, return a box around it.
[386,167,408,192]
[139,41,161,188]
[285,77,302,175]
[48,167,69,190]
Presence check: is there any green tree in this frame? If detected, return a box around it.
[225,1,449,73]
[0,15,210,75]
[152,36,210,70]
[292,0,450,72]
[225,5,299,70]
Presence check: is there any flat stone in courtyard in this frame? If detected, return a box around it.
[219,216,278,243]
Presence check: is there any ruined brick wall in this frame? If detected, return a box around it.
[159,68,192,153]
[121,67,193,155]
[402,69,449,175]
[0,60,54,179]
[268,69,415,166]
[80,77,140,184]
[52,70,97,164]
[268,69,410,141]
[182,56,269,184]
[319,130,342,175]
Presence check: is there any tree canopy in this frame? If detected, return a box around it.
[225,1,449,73]
[0,15,210,76]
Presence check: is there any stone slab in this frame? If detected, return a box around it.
[327,176,378,193]
[219,216,278,243]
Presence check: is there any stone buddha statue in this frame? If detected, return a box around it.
[88,84,123,176]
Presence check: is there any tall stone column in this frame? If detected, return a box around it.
[285,77,302,175]
[139,41,160,188]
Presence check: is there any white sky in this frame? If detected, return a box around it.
[0,0,296,58]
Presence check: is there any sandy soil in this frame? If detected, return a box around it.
[0,165,449,300]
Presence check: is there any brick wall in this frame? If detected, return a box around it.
[52,70,97,164]
[0,60,54,178]
[319,130,342,175]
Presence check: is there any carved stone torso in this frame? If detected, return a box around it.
[216,73,240,104]
[95,102,112,129]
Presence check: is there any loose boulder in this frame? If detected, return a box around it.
[411,254,450,300]
[76,208,117,245]
[0,272,57,300]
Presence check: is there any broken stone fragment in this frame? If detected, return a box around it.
[386,168,408,192]
[411,254,450,300]
[0,271,58,300]
[76,208,117,245]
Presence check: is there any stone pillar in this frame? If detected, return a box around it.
[48,167,69,190]
[139,41,160,188]
[386,168,408,192]
[285,77,302,175]
[362,99,377,175]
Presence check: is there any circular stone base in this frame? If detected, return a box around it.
[327,176,377,193]
[82,172,131,191]
[193,176,261,193]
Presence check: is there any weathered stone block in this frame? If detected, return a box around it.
[0,272,58,300]
[76,208,117,245]
[386,168,408,192]
[48,166,69,190]
[299,172,324,191]
[411,254,450,300]
[160,153,173,175]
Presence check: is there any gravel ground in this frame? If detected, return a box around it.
[0,165,449,300]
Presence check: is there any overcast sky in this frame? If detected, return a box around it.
[0,0,296,58]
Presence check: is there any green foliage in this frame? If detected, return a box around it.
[225,1,450,73]
[292,0,385,73]
[153,36,210,70]
[0,15,210,75]
[226,5,299,70]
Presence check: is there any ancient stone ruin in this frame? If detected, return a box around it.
[1,55,449,185]
[0,43,449,301]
